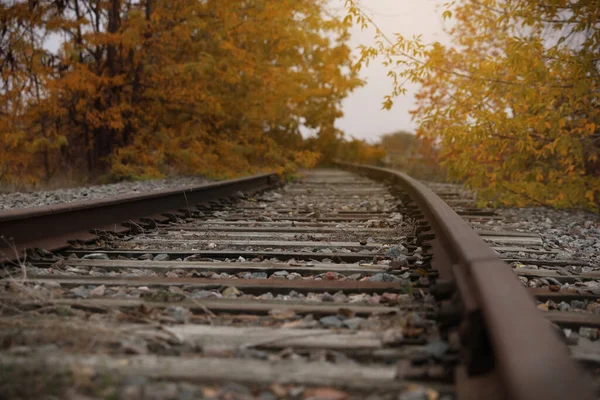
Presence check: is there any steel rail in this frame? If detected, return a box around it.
[0,173,279,262]
[335,162,594,400]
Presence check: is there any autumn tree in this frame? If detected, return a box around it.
[334,137,385,165]
[379,131,444,181]
[346,0,600,211]
[0,0,361,184]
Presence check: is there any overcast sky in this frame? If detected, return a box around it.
[331,0,448,142]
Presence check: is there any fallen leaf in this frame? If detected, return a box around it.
[269,384,288,397]
[336,308,355,319]
[222,286,241,296]
[269,308,297,320]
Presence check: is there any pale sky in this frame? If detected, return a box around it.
[332,0,449,142]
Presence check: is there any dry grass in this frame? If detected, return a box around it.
[0,172,92,194]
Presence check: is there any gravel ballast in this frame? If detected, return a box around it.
[0,177,210,211]
[472,207,600,268]
[2,175,599,270]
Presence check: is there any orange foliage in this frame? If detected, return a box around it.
[0,0,361,184]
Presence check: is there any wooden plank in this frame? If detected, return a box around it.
[269,194,389,199]
[235,208,391,214]
[163,226,398,233]
[45,259,389,275]
[490,246,557,254]
[1,297,400,316]
[0,354,409,390]
[167,221,372,228]
[223,213,395,219]
[122,239,384,249]
[504,258,590,267]
[132,234,542,254]
[288,183,380,187]
[164,224,533,239]
[136,324,386,350]
[0,319,392,350]
[476,230,540,238]
[148,231,395,239]
[514,268,600,282]
[531,288,600,302]
[283,192,389,196]
[544,311,600,328]
[18,275,410,294]
[483,236,543,246]
[215,216,395,222]
[136,234,538,247]
[210,215,500,222]
[62,249,384,263]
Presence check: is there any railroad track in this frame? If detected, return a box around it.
[0,164,596,399]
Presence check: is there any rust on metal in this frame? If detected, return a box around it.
[336,162,594,400]
[0,173,279,261]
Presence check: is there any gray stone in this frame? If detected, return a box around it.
[42,281,62,289]
[333,292,348,302]
[139,253,154,260]
[321,292,335,302]
[558,302,571,312]
[190,290,221,299]
[81,253,109,260]
[555,251,572,260]
[70,286,90,298]
[153,253,170,262]
[423,340,449,358]
[368,273,403,283]
[384,245,408,258]
[343,317,365,329]
[390,255,409,268]
[250,272,268,279]
[518,276,528,285]
[319,315,344,328]
[572,300,586,309]
[271,270,289,278]
[165,306,187,324]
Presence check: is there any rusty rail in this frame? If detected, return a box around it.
[0,173,279,261]
[335,162,594,400]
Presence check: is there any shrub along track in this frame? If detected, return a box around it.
[0,165,596,400]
